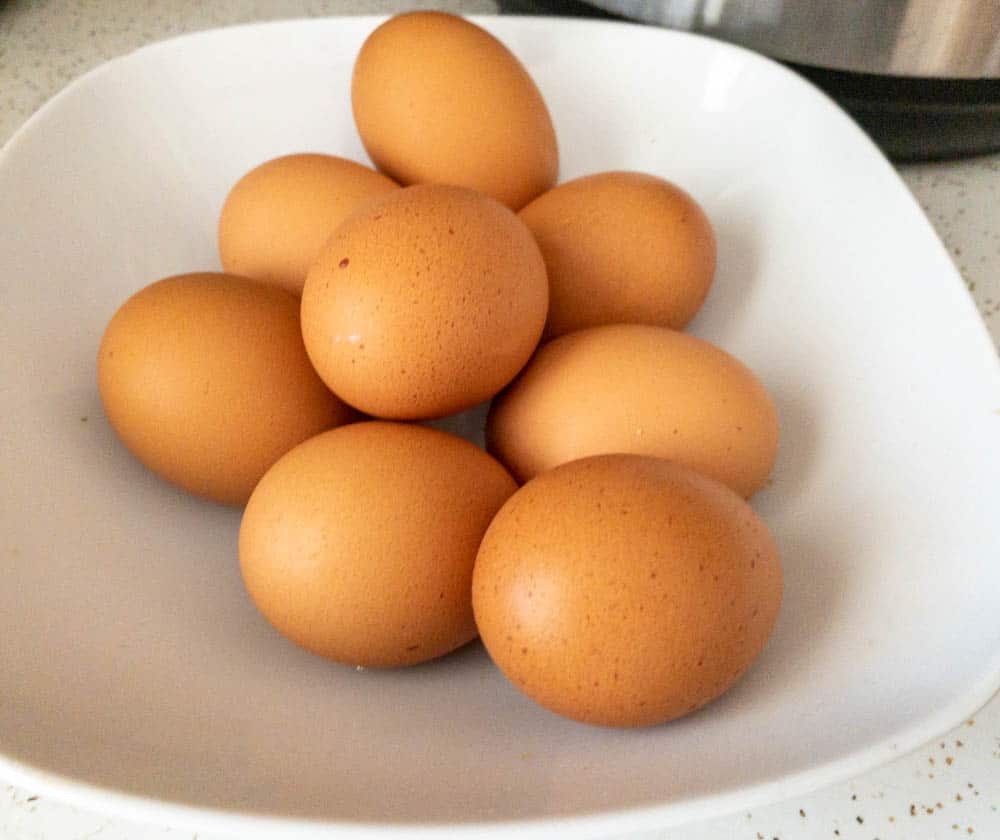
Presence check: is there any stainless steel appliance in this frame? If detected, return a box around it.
[583,0,1000,78]
[501,0,1000,159]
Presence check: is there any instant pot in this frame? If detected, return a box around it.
[500,0,1000,160]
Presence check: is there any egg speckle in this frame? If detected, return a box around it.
[218,153,398,296]
[472,454,783,727]
[301,184,548,419]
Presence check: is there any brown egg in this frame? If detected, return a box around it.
[239,421,517,667]
[218,153,399,295]
[518,171,717,339]
[487,324,779,497]
[351,11,558,211]
[472,454,783,728]
[97,272,355,506]
[301,184,549,420]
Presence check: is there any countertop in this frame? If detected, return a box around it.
[2,1,998,838]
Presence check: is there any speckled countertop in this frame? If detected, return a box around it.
[2,2,998,839]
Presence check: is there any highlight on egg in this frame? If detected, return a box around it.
[472,454,783,728]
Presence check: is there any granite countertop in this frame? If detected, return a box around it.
[2,2,998,838]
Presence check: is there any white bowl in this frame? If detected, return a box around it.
[1,15,999,839]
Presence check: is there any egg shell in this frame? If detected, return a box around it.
[472,454,783,728]
[218,153,399,296]
[97,272,355,506]
[351,11,558,211]
[238,421,517,667]
[301,183,549,420]
[486,323,779,497]
[518,171,716,338]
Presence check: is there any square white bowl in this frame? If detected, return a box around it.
[1,15,999,839]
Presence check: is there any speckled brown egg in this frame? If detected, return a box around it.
[518,171,717,339]
[487,323,779,498]
[239,421,517,667]
[97,272,355,506]
[351,11,558,211]
[472,454,783,728]
[300,183,549,420]
[218,153,399,295]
